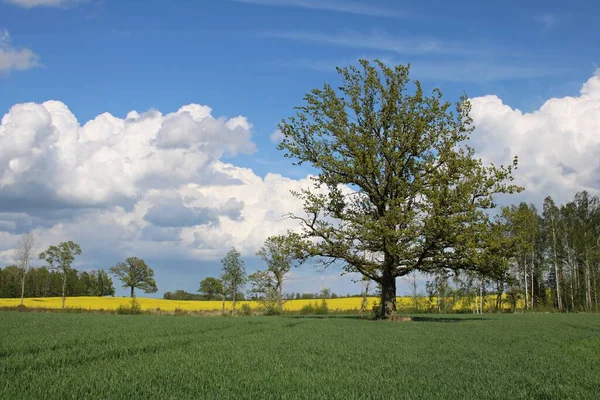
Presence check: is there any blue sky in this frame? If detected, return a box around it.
[1,0,599,297]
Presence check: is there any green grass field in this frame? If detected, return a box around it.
[1,312,599,399]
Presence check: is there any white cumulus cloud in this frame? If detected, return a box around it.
[470,69,600,205]
[0,101,314,271]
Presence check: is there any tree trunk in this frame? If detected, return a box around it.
[585,250,592,310]
[480,279,483,314]
[551,221,562,310]
[20,276,25,306]
[130,286,135,298]
[278,287,283,312]
[531,250,535,310]
[495,280,502,312]
[278,280,283,312]
[232,289,236,315]
[524,260,529,310]
[412,271,418,312]
[568,247,575,311]
[221,294,225,315]
[379,268,396,319]
[61,272,67,309]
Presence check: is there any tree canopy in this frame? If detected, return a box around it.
[110,257,158,298]
[255,235,296,311]
[198,277,224,300]
[39,241,82,309]
[220,247,247,315]
[278,60,521,318]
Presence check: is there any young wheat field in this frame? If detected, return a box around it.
[1,312,599,399]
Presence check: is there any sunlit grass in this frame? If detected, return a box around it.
[1,312,598,399]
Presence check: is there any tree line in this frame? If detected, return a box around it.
[0,265,115,299]
[420,191,600,313]
[1,236,159,308]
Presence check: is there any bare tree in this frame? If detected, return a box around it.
[14,233,35,306]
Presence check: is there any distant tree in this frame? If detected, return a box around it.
[248,270,278,309]
[220,247,247,315]
[320,288,332,299]
[14,233,35,306]
[164,290,204,300]
[110,257,158,298]
[278,60,521,318]
[39,241,82,309]
[198,277,224,300]
[92,270,115,296]
[0,266,20,298]
[256,235,295,312]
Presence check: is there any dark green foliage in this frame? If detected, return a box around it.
[198,277,224,300]
[1,313,599,399]
[110,257,158,298]
[163,290,206,300]
[299,303,315,315]
[0,266,114,298]
[299,300,329,315]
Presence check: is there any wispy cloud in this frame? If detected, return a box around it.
[277,57,567,83]
[233,0,413,19]
[269,129,284,143]
[262,30,488,56]
[3,0,82,8]
[534,13,557,30]
[0,29,40,74]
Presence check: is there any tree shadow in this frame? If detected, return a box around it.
[410,316,491,323]
[286,315,364,320]
[284,315,491,323]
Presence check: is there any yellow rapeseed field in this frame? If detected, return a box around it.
[0,295,522,312]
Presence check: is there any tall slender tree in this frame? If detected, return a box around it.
[220,247,247,315]
[14,233,35,306]
[543,196,563,310]
[256,235,295,311]
[39,241,82,309]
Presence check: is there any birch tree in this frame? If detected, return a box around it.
[39,241,82,309]
[220,247,247,315]
[256,235,294,312]
[14,233,35,306]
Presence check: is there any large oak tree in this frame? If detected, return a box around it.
[278,60,521,319]
[110,257,158,298]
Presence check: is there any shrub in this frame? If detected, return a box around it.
[116,298,142,315]
[371,300,382,319]
[300,303,315,315]
[263,303,281,316]
[239,303,252,316]
[315,299,329,315]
